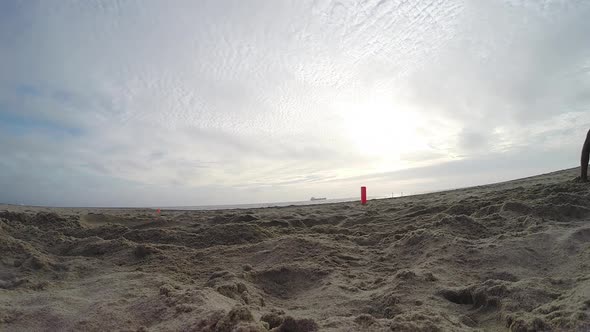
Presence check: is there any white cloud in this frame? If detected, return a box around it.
[0,0,589,206]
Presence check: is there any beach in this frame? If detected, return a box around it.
[1,167,589,331]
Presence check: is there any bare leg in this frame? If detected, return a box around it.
[581,129,590,181]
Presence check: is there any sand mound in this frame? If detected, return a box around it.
[1,167,589,331]
[431,214,490,239]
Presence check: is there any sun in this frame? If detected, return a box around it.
[339,97,431,166]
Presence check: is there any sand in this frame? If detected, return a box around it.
[1,167,589,332]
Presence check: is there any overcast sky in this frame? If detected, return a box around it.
[1,0,589,207]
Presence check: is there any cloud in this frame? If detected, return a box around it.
[0,0,589,206]
[399,1,590,148]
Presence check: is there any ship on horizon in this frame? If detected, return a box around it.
[310,197,327,201]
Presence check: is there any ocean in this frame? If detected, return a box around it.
[161,197,384,211]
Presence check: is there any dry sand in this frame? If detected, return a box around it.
[1,167,589,332]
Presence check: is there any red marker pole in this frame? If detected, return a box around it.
[361,186,367,205]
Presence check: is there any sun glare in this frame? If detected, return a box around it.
[340,98,432,171]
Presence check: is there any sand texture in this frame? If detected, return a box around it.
[1,168,589,331]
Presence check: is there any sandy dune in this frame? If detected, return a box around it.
[1,168,589,331]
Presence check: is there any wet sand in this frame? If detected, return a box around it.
[1,167,589,331]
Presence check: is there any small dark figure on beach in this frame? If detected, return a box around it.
[581,129,590,182]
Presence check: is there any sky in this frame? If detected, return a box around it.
[1,0,590,207]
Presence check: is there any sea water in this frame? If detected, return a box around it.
[161,197,368,211]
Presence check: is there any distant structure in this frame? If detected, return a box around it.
[310,197,327,201]
[582,129,590,182]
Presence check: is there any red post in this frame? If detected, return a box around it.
[361,186,367,205]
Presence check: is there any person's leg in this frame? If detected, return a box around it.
[581,129,590,181]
